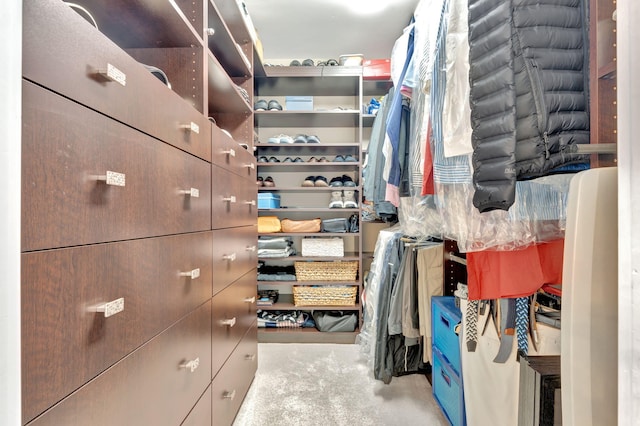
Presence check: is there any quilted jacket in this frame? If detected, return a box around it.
[467,0,590,212]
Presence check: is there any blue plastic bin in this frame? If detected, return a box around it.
[258,193,281,209]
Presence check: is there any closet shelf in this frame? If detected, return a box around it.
[258,280,360,286]
[255,111,360,128]
[255,142,360,152]
[80,0,202,48]
[258,253,360,261]
[207,1,252,78]
[258,232,360,237]
[258,207,360,213]
[257,328,360,344]
[257,162,360,172]
[258,300,360,311]
[258,186,362,192]
[207,51,252,114]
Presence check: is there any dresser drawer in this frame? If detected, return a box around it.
[212,271,257,375]
[22,81,211,251]
[22,232,213,423]
[212,164,258,229]
[182,385,212,426]
[27,301,212,426]
[212,324,258,426]
[211,124,257,180]
[23,0,210,161]
[212,226,258,295]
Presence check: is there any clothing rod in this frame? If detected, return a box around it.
[446,252,467,266]
[570,143,617,154]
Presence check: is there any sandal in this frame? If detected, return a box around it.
[264,176,275,187]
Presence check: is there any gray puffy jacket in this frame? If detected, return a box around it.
[467,0,590,212]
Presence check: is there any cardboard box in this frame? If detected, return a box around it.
[285,96,313,111]
[363,59,391,80]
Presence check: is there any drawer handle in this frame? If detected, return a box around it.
[179,268,201,279]
[97,63,126,86]
[222,148,236,157]
[223,253,237,262]
[223,390,236,400]
[222,195,237,203]
[221,317,237,327]
[243,163,255,170]
[180,357,200,373]
[244,296,256,304]
[93,170,126,187]
[244,200,256,206]
[246,245,257,252]
[180,122,200,134]
[205,27,215,36]
[245,354,256,361]
[88,297,125,318]
[180,187,200,198]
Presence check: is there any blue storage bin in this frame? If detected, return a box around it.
[258,193,281,209]
[432,296,462,374]
[433,347,466,426]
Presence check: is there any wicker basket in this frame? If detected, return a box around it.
[293,285,357,306]
[294,261,358,282]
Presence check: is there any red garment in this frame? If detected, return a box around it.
[421,121,435,195]
[466,239,564,300]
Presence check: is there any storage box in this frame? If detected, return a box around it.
[432,296,463,374]
[432,347,466,426]
[285,96,313,111]
[258,193,280,209]
[293,285,357,306]
[363,59,391,80]
[301,237,344,257]
[294,261,358,281]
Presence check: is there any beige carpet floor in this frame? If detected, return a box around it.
[233,343,449,426]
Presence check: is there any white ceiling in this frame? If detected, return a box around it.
[242,0,419,63]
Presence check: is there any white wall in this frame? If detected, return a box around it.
[617,0,640,424]
[0,0,22,424]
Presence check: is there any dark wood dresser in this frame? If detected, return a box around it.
[21,0,258,424]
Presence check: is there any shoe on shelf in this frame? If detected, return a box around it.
[302,176,316,187]
[290,59,301,66]
[254,99,268,111]
[293,134,308,143]
[329,176,344,187]
[302,59,315,66]
[257,176,264,187]
[279,135,294,144]
[267,134,283,144]
[282,157,294,162]
[342,175,357,187]
[258,156,269,163]
[308,156,319,162]
[293,157,304,163]
[333,155,345,162]
[306,135,321,144]
[329,191,344,209]
[268,100,283,111]
[264,176,276,187]
[343,155,358,162]
[317,156,328,162]
[343,190,358,208]
[268,156,280,163]
[314,176,328,187]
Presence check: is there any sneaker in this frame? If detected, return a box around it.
[254,99,268,111]
[314,176,329,187]
[343,155,358,162]
[267,134,283,144]
[264,176,276,187]
[343,190,358,208]
[290,59,301,66]
[279,135,294,144]
[306,135,321,144]
[293,134,308,143]
[329,191,344,208]
[302,59,315,66]
[342,175,357,187]
[302,176,316,187]
[268,100,283,111]
[329,176,344,187]
[333,155,345,162]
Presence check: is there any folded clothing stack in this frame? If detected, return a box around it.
[257,310,315,328]
[257,236,296,258]
[257,262,296,282]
